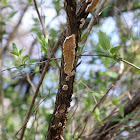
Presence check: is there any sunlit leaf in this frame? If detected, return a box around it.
[10,50,19,56]
[98,30,111,51]
[14,60,20,63]
[110,46,122,54]
[9,11,17,18]
[19,47,25,55]
[119,104,124,118]
[12,43,19,52]
[94,50,111,57]
[22,55,29,61]
[106,71,118,78]
[41,45,48,54]
[94,108,100,116]
[81,31,89,41]
[112,98,119,105]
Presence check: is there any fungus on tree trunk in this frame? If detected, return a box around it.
[63,34,76,81]
[79,18,85,29]
[85,0,99,12]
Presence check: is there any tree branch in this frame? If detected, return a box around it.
[45,0,107,139]
[90,88,140,140]
[17,37,60,140]
[81,0,107,44]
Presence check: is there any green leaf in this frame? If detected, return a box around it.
[9,11,17,18]
[124,113,134,121]
[81,31,89,41]
[28,59,38,63]
[28,0,32,3]
[94,108,100,116]
[34,64,39,72]
[42,37,46,46]
[14,60,20,63]
[22,55,28,61]
[19,47,25,55]
[41,35,48,46]
[41,45,47,54]
[110,118,122,122]
[106,71,118,78]
[10,50,19,56]
[110,46,122,54]
[119,104,124,118]
[4,0,8,5]
[37,37,43,46]
[98,30,111,51]
[112,98,119,105]
[37,37,43,45]
[12,43,19,51]
[94,50,111,57]
[120,127,125,131]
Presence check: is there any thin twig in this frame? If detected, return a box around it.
[33,0,60,70]
[26,73,36,92]
[80,81,97,104]
[0,57,61,73]
[81,54,140,71]
[16,94,49,139]
[0,4,5,139]
[3,4,30,52]
[33,0,48,37]
[26,113,36,140]
[76,84,114,140]
[48,40,60,70]
[16,30,60,139]
[2,54,140,74]
[18,62,49,139]
[81,0,107,44]
[80,54,111,58]
[17,35,60,139]
[121,58,140,70]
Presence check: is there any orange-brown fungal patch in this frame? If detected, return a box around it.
[79,18,85,29]
[63,34,76,81]
[85,0,99,12]
[62,85,68,90]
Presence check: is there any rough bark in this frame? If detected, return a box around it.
[45,0,90,139]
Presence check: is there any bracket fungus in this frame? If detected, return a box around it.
[57,104,66,114]
[85,0,99,13]
[62,85,68,90]
[79,18,85,29]
[66,70,75,81]
[86,0,92,2]
[51,124,58,130]
[58,122,62,127]
[63,34,76,81]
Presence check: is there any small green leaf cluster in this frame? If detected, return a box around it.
[10,43,28,67]
[81,31,89,41]
[37,35,49,54]
[111,98,134,123]
[97,30,122,61]
[93,107,102,124]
